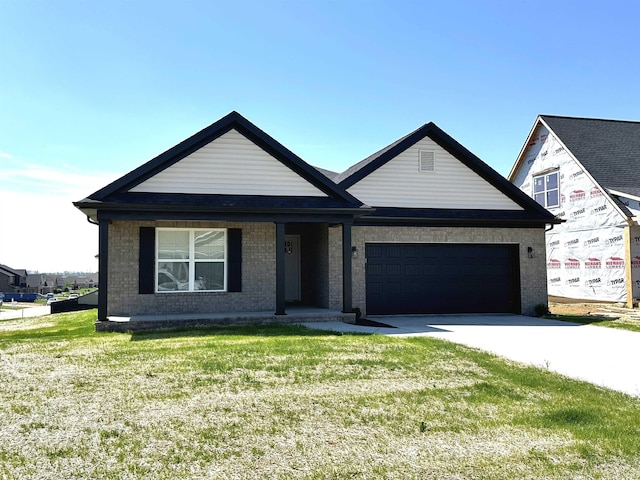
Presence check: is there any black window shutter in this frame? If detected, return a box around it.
[139,227,155,294]
[227,228,242,292]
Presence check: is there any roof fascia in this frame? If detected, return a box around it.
[426,124,556,216]
[507,115,544,181]
[0,265,20,276]
[608,189,640,203]
[337,124,434,189]
[230,117,363,205]
[96,209,370,224]
[339,121,553,217]
[89,111,361,206]
[90,112,241,200]
[354,217,554,228]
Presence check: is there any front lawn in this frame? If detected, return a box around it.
[0,311,639,479]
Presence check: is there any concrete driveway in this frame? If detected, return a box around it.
[302,314,640,398]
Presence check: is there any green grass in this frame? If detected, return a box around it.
[548,313,640,332]
[0,311,639,479]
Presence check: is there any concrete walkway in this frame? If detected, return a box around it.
[0,304,51,320]
[301,315,640,398]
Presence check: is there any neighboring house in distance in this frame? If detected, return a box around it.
[0,264,30,293]
[509,115,640,305]
[74,111,557,326]
[38,273,98,294]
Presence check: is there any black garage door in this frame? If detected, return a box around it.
[365,243,521,314]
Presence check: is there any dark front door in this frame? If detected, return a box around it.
[365,243,520,314]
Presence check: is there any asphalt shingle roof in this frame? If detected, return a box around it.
[332,128,418,185]
[541,115,640,198]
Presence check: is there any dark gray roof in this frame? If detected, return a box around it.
[0,264,22,276]
[333,128,417,184]
[313,166,339,180]
[541,115,640,198]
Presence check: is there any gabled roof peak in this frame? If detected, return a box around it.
[536,115,640,197]
[334,120,555,218]
[333,122,438,186]
[82,111,362,207]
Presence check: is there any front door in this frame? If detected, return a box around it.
[284,235,301,302]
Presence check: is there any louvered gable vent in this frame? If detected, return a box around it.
[419,150,435,172]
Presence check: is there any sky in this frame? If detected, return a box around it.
[2,0,640,273]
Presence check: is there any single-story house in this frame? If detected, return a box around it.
[509,115,640,306]
[74,112,558,328]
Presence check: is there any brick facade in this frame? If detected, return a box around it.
[330,225,547,317]
[107,221,547,318]
[107,221,276,316]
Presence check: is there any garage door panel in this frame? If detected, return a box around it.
[367,282,383,295]
[366,264,383,277]
[365,243,520,314]
[405,264,420,276]
[385,264,402,276]
[385,282,402,294]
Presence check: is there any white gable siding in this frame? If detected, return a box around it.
[346,138,522,210]
[130,129,327,197]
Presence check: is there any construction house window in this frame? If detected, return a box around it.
[533,171,559,208]
[156,228,226,292]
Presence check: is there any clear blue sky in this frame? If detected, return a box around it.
[2,0,640,273]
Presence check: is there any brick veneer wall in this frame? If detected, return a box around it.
[107,221,548,318]
[107,221,276,317]
[329,225,548,317]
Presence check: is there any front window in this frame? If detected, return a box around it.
[533,171,559,208]
[156,228,226,292]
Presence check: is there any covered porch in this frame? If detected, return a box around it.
[92,216,360,329]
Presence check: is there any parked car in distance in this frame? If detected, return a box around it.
[46,297,59,305]
[0,292,4,307]
[45,293,55,300]
[68,293,80,299]
[157,269,206,291]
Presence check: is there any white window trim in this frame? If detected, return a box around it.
[533,170,560,208]
[156,228,227,293]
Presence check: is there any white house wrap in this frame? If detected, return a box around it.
[510,116,640,304]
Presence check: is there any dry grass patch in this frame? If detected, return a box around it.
[549,301,640,332]
[0,311,639,479]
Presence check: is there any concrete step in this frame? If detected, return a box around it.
[97,309,356,333]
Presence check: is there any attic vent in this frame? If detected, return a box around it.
[419,150,435,172]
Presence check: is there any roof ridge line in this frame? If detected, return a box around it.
[541,114,640,125]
